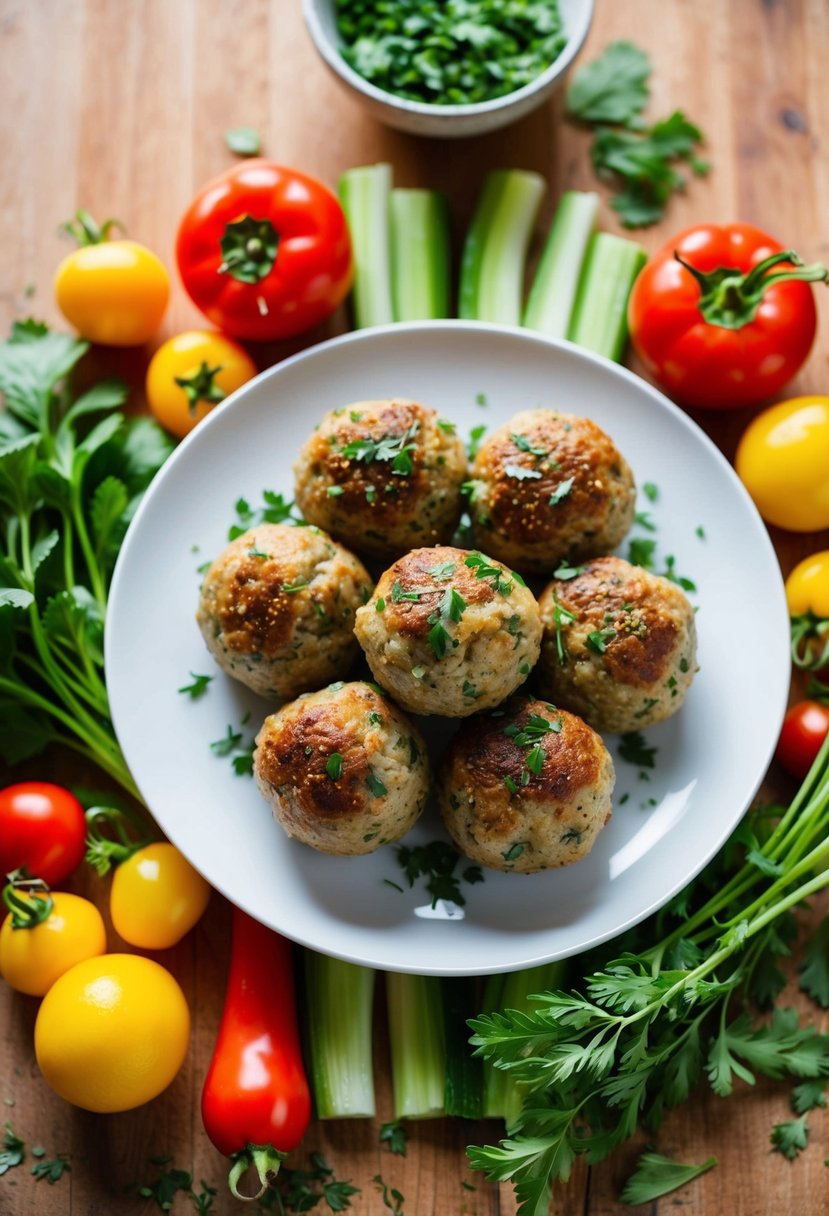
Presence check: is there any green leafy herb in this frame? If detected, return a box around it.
[550,593,578,664]
[502,842,525,862]
[136,1163,195,1211]
[178,672,213,699]
[392,579,420,603]
[189,1181,218,1214]
[210,721,255,776]
[0,323,172,791]
[634,510,657,531]
[791,1078,827,1114]
[375,597,385,612]
[427,558,456,581]
[504,463,542,481]
[771,1115,810,1160]
[464,551,513,595]
[338,0,566,108]
[620,1152,716,1205]
[0,1122,24,1176]
[379,1120,409,1157]
[549,476,574,506]
[228,490,302,539]
[467,423,487,459]
[799,915,829,1006]
[436,418,456,434]
[372,1173,404,1215]
[327,485,345,497]
[225,126,261,156]
[511,432,549,459]
[392,840,484,908]
[326,752,344,780]
[367,771,388,798]
[553,561,586,580]
[618,730,658,770]
[587,626,616,654]
[565,40,651,125]
[31,1154,71,1184]
[643,481,659,502]
[341,421,419,476]
[258,1151,359,1212]
[628,536,657,569]
[662,554,697,593]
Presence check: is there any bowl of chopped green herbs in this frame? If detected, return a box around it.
[303,0,594,138]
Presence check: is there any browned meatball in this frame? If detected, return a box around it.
[536,555,698,733]
[253,681,430,855]
[196,523,372,700]
[438,696,614,873]
[293,399,468,560]
[354,545,542,717]
[467,408,636,575]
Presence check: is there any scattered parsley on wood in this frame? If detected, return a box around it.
[799,915,829,1006]
[31,1154,71,1185]
[372,1173,405,1215]
[565,41,709,227]
[225,126,261,156]
[379,1120,409,1157]
[0,1122,24,1176]
[791,1078,827,1114]
[771,1114,810,1160]
[620,1152,716,1205]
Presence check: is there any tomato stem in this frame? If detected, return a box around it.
[227,1143,286,1201]
[2,870,54,929]
[59,209,124,247]
[174,361,227,414]
[675,248,829,330]
[218,216,279,284]
[84,806,150,875]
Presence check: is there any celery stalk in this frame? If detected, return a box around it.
[523,191,600,337]
[459,169,546,325]
[338,163,395,328]
[481,962,566,1127]
[390,188,450,321]
[387,972,446,1119]
[305,951,376,1118]
[442,977,483,1119]
[566,231,647,362]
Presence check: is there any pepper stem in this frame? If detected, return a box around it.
[675,247,829,330]
[227,1143,286,1201]
[2,869,54,929]
[174,361,227,415]
[218,216,279,284]
[59,209,124,247]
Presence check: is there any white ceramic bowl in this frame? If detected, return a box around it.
[302,0,595,138]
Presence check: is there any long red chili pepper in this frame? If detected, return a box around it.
[201,907,311,1200]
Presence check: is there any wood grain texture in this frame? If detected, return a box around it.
[1,1,828,1213]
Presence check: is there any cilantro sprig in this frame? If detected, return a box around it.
[503,709,563,789]
[341,420,420,476]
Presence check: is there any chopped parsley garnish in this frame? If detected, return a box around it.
[696,525,706,539]
[643,481,660,502]
[587,626,616,654]
[368,711,383,726]
[525,744,545,775]
[391,840,484,908]
[247,545,269,559]
[31,1154,71,1185]
[426,586,467,658]
[662,555,697,592]
[549,476,575,506]
[502,842,526,862]
[210,721,256,775]
[375,597,386,611]
[634,510,657,531]
[467,423,487,459]
[628,536,657,569]
[326,752,344,780]
[436,418,456,434]
[228,489,302,539]
[379,1120,409,1157]
[503,776,519,795]
[391,580,420,603]
[475,391,488,406]
[0,1122,25,1176]
[511,432,549,459]
[427,559,456,581]
[679,656,690,673]
[503,711,562,787]
[365,485,376,504]
[282,579,308,594]
[327,485,345,497]
[367,772,388,798]
[178,672,213,699]
[550,593,578,664]
[618,730,658,770]
[553,561,586,580]
[341,421,420,476]
[373,1174,405,1215]
[463,680,480,699]
[465,551,513,595]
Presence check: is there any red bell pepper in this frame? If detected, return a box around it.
[201,907,311,1199]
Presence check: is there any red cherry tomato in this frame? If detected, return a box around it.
[0,783,87,885]
[775,700,829,781]
[176,160,353,341]
[627,223,827,410]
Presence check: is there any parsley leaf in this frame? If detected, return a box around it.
[771,1115,810,1160]
[799,914,829,1007]
[0,1122,24,1176]
[178,672,213,699]
[549,476,574,505]
[373,1174,405,1215]
[31,1154,71,1184]
[225,126,261,156]
[379,1120,409,1157]
[228,490,302,539]
[565,40,651,126]
[392,840,484,908]
[620,1152,716,1205]
[618,730,658,770]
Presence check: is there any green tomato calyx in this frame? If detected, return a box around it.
[218,215,279,284]
[676,248,829,330]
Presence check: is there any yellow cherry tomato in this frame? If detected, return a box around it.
[785,551,829,617]
[54,211,169,346]
[34,953,190,1112]
[0,891,106,996]
[735,395,829,532]
[145,330,257,438]
[110,842,211,949]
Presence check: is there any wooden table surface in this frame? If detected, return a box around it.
[1,1,828,1213]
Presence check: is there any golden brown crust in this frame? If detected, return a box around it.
[213,557,299,655]
[376,546,500,639]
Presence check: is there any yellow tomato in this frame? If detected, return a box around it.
[145,330,257,438]
[110,842,211,949]
[735,396,829,531]
[54,238,169,346]
[34,954,190,1112]
[0,892,106,996]
[785,551,829,617]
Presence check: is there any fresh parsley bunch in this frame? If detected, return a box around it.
[0,321,173,795]
[468,742,829,1215]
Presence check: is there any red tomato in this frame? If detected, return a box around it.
[627,223,827,409]
[0,783,86,885]
[775,701,829,781]
[176,160,353,341]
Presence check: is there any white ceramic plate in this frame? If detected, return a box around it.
[106,322,789,976]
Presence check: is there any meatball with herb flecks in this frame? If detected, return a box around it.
[438,696,615,873]
[196,523,372,701]
[467,408,636,575]
[354,545,542,717]
[292,398,468,560]
[536,555,698,733]
[253,681,430,855]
